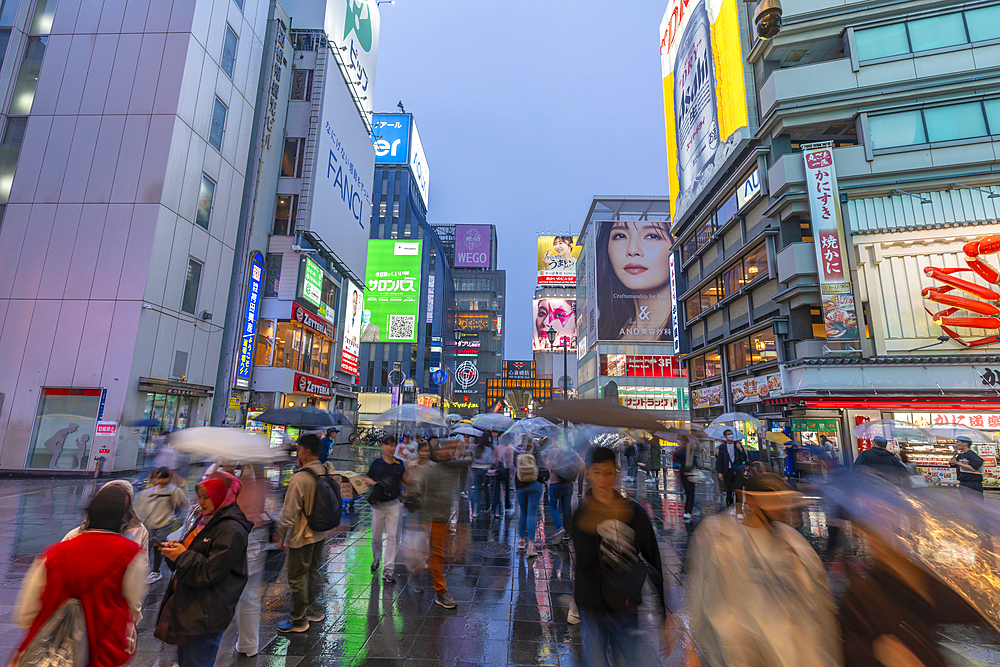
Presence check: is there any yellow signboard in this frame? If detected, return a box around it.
[228,396,241,409]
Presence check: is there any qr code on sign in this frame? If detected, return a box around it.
[388,314,415,340]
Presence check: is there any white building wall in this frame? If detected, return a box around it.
[0,0,269,470]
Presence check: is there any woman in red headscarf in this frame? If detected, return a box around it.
[154,472,251,667]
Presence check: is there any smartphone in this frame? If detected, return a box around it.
[153,538,164,548]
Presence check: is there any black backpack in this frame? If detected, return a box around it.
[301,467,342,531]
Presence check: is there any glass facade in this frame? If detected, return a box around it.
[26,388,102,470]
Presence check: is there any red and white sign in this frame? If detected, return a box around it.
[96,421,118,437]
[930,413,1000,429]
[856,415,873,453]
[622,394,679,410]
[625,355,682,378]
[339,281,363,376]
[692,385,724,409]
[803,146,849,284]
[292,302,334,339]
[294,372,333,398]
[456,340,481,356]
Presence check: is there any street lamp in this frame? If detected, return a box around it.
[545,327,568,401]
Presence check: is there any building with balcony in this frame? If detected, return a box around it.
[663,0,1000,465]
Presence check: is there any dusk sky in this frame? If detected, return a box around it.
[374,0,671,358]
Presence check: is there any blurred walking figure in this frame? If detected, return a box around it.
[13,484,149,667]
[688,472,841,666]
[492,430,514,517]
[715,430,748,507]
[623,440,638,481]
[135,467,188,584]
[470,433,494,519]
[422,440,460,609]
[274,435,331,633]
[366,432,406,584]
[545,446,584,544]
[65,479,150,551]
[515,441,545,557]
[647,438,662,486]
[233,463,270,655]
[570,447,674,666]
[318,427,338,464]
[673,445,697,522]
[853,436,907,481]
[950,435,984,497]
[155,471,250,667]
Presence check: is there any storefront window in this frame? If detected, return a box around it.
[743,244,768,283]
[691,352,721,380]
[274,321,331,377]
[255,320,274,366]
[727,338,751,371]
[26,388,101,469]
[751,329,778,364]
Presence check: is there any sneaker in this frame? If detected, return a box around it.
[526,544,537,558]
[518,538,526,551]
[683,513,692,522]
[306,611,325,622]
[370,558,380,572]
[145,571,163,584]
[435,591,457,609]
[550,529,566,543]
[277,619,309,633]
[382,572,396,585]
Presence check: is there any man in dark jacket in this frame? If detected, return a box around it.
[950,435,984,497]
[716,430,749,507]
[853,436,907,481]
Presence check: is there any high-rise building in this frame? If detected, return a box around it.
[0,0,274,472]
[660,0,1000,464]
[432,223,504,414]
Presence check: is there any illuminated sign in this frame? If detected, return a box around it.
[736,168,761,210]
[302,257,324,308]
[502,360,535,380]
[486,377,552,402]
[235,252,264,389]
[455,225,491,268]
[456,339,481,356]
[292,301,334,339]
[455,360,479,390]
[294,372,332,398]
[363,240,422,343]
[340,281,363,375]
[457,312,491,331]
[537,235,580,286]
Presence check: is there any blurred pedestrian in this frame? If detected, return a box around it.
[422,441,460,609]
[274,435,330,633]
[65,479,150,554]
[545,447,583,544]
[365,432,406,584]
[515,442,545,557]
[135,467,189,584]
[715,430,748,507]
[155,471,250,667]
[623,440,638,481]
[492,430,514,517]
[570,447,674,666]
[950,435,984,498]
[470,433,494,519]
[14,483,149,667]
[318,427,338,464]
[853,436,907,482]
[233,463,270,655]
[395,434,417,466]
[674,444,697,522]
[647,438,662,484]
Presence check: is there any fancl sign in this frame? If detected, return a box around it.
[235,252,264,389]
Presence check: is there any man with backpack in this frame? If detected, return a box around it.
[275,434,341,633]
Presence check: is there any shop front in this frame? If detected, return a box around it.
[135,377,214,467]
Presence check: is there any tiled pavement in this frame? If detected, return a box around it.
[1,450,999,666]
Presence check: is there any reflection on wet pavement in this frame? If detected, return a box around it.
[0,454,998,666]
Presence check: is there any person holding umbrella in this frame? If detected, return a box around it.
[716,429,748,507]
[950,435,984,497]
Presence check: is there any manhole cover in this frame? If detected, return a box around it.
[466,542,513,557]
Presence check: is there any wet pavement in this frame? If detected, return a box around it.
[1,450,999,666]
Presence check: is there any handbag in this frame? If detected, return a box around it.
[13,599,88,667]
[153,585,189,646]
[402,492,423,512]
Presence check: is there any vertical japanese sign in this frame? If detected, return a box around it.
[235,252,265,389]
[669,252,680,354]
[802,143,859,341]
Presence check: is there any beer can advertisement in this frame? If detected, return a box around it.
[339,280,364,375]
[532,298,577,352]
[594,221,674,343]
[537,235,581,286]
[362,240,422,343]
[660,0,749,225]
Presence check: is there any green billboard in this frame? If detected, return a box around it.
[362,240,422,343]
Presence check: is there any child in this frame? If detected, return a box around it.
[134,466,188,583]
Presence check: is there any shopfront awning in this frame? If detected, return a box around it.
[137,377,214,398]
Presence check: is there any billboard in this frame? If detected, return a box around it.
[409,121,430,209]
[308,47,375,281]
[362,240,422,343]
[326,0,381,117]
[660,0,749,224]
[372,114,409,163]
[594,221,674,342]
[340,280,363,375]
[235,252,264,389]
[455,224,492,268]
[532,298,577,352]
[537,235,581,286]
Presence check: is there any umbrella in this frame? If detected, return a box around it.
[704,424,744,441]
[373,404,449,437]
[255,406,350,429]
[537,399,663,431]
[472,414,515,431]
[169,427,280,463]
[497,417,559,450]
[655,427,703,448]
[765,431,791,444]
[130,418,161,428]
[453,424,483,437]
[710,412,764,430]
[929,423,994,445]
[852,418,933,442]
[445,414,463,424]
[823,475,1000,633]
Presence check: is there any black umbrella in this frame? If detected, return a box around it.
[255,406,350,429]
[538,399,664,431]
[130,418,161,428]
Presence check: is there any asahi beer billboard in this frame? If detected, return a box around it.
[660,0,749,225]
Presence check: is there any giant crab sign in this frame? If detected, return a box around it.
[922,233,1000,347]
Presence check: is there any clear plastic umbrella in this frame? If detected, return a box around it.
[497,417,558,450]
[373,404,449,437]
[852,419,934,443]
[472,413,515,431]
[704,424,744,441]
[929,423,994,444]
[453,424,483,437]
[710,412,764,430]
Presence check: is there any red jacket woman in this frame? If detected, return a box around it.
[13,483,149,667]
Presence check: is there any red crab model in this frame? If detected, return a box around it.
[921,233,1000,347]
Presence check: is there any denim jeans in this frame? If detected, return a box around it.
[516,481,543,541]
[548,481,573,532]
[579,608,641,667]
[470,467,490,516]
[177,631,224,667]
[148,525,172,573]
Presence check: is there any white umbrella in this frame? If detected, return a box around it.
[472,414,515,431]
[373,404,449,437]
[454,424,483,437]
[929,423,994,445]
[169,427,280,463]
[710,412,764,430]
[852,419,933,442]
[704,424,744,441]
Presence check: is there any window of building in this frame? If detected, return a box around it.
[11,36,46,115]
[906,13,968,53]
[717,192,738,226]
[0,117,26,202]
[182,258,203,314]
[751,329,777,364]
[869,101,1000,150]
[232,0,243,11]
[727,338,751,371]
[221,25,238,78]
[209,97,227,151]
[290,69,313,100]
[281,138,305,177]
[855,8,1000,63]
[195,174,215,229]
[924,102,987,143]
[985,100,1000,134]
[0,0,18,26]
[811,308,826,338]
[700,279,721,311]
[743,244,768,283]
[274,321,332,377]
[255,320,274,366]
[686,295,701,320]
[966,6,1000,42]
[0,29,11,71]
[30,0,57,34]
[273,195,297,235]
[854,23,909,60]
[26,388,102,469]
[691,351,721,380]
[869,110,925,149]
[723,263,744,296]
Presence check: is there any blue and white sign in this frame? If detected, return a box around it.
[431,368,448,386]
[235,252,265,389]
[737,167,761,210]
[372,113,409,164]
[409,121,430,209]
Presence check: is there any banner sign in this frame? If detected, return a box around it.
[294,372,333,398]
[292,301,334,339]
[340,281,363,375]
[457,312,491,331]
[236,253,264,389]
[537,235,581,286]
[802,142,859,341]
[363,240,421,343]
[532,298,577,351]
[456,339,481,356]
[624,355,682,378]
[692,385,724,409]
[791,418,838,432]
[502,361,535,380]
[730,372,783,405]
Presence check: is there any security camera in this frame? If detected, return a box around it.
[754,0,782,40]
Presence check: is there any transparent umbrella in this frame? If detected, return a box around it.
[472,414,515,431]
[710,412,764,430]
[929,423,994,445]
[497,417,558,450]
[852,419,934,443]
[704,424,745,441]
[373,404,449,437]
